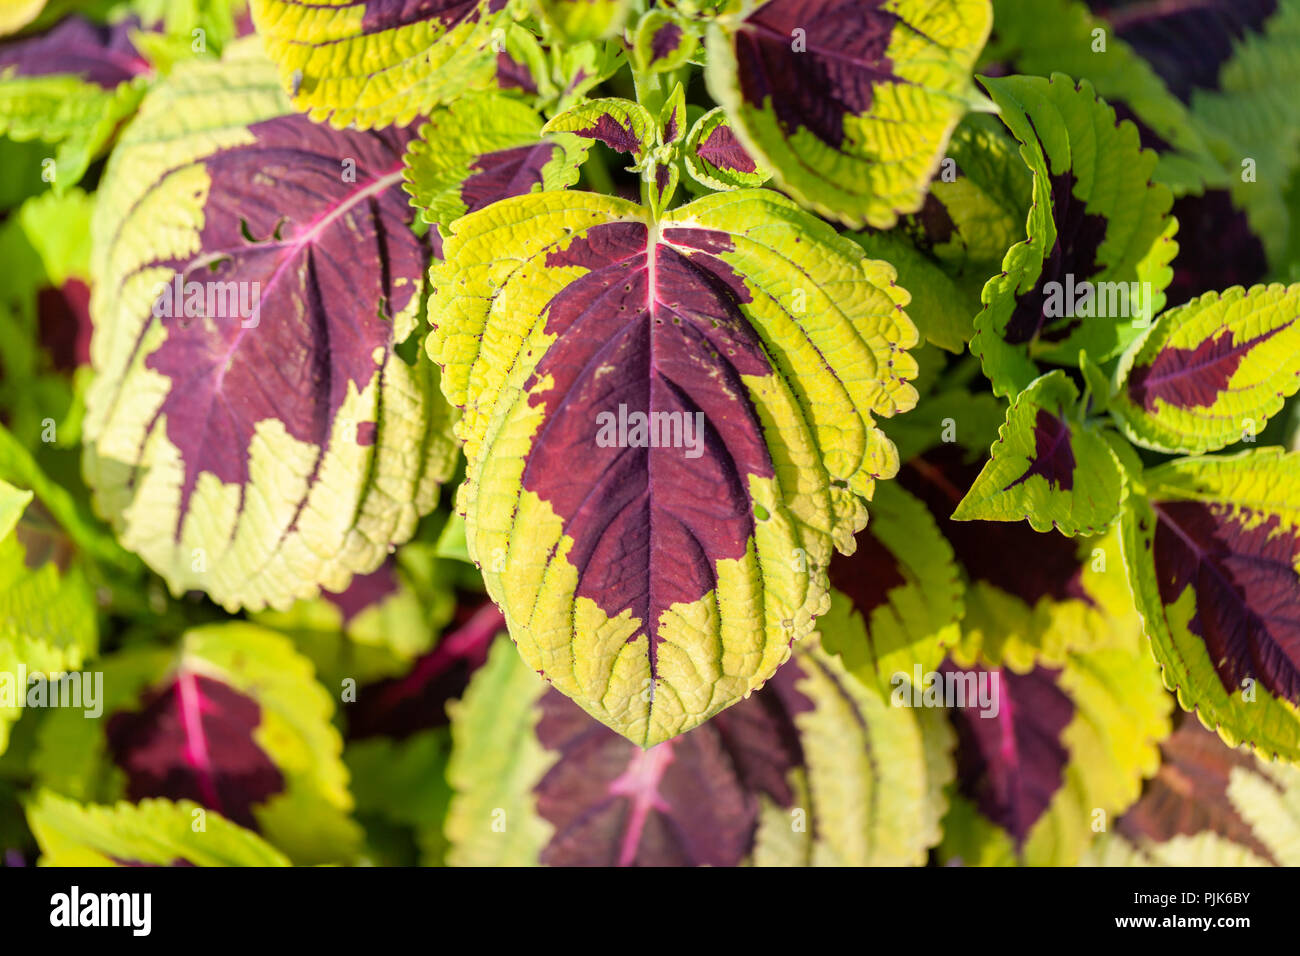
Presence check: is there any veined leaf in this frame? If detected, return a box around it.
[541,97,656,158]
[937,611,1171,865]
[28,791,292,867]
[972,73,1176,398]
[402,93,589,236]
[752,642,953,868]
[992,0,1227,194]
[446,634,952,866]
[953,370,1127,535]
[683,106,769,191]
[443,636,555,866]
[0,16,152,188]
[704,0,993,228]
[1110,283,1300,455]
[33,622,361,865]
[850,229,978,354]
[1120,448,1300,761]
[83,42,458,613]
[849,120,1030,354]
[820,481,962,691]
[1085,717,1300,866]
[550,38,626,112]
[632,9,698,75]
[915,118,1033,280]
[428,188,918,746]
[494,22,550,99]
[537,0,630,42]
[902,447,1142,672]
[249,0,512,129]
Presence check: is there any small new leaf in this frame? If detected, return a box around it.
[683,107,769,191]
[541,97,656,159]
[1111,283,1300,455]
[953,370,1127,535]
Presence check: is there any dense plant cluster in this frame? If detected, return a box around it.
[0,0,1298,867]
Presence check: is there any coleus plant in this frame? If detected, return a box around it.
[1,0,1300,870]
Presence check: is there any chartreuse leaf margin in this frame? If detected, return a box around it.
[28,791,292,867]
[32,622,361,866]
[939,582,1171,866]
[428,187,918,747]
[83,41,458,612]
[704,0,994,229]
[1110,284,1300,455]
[445,634,953,866]
[402,92,589,235]
[953,370,1126,536]
[1120,448,1300,762]
[249,0,513,130]
[971,73,1175,399]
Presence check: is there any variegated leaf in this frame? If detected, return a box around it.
[428,188,918,746]
[249,0,512,129]
[1120,448,1300,761]
[1111,283,1300,454]
[704,0,993,228]
[83,42,458,612]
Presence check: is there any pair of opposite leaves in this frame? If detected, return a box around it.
[83,1,994,745]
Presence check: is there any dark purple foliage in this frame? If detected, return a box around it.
[572,112,644,153]
[143,114,425,521]
[1004,167,1108,346]
[1004,409,1076,492]
[696,123,759,174]
[1151,501,1300,705]
[38,279,92,372]
[461,143,554,214]
[650,22,684,62]
[322,560,400,624]
[901,447,1093,606]
[105,674,285,829]
[496,50,537,95]
[944,660,1074,847]
[1088,0,1279,101]
[358,0,502,33]
[1116,716,1278,862]
[1127,323,1286,413]
[533,660,809,866]
[346,602,505,740]
[0,16,150,87]
[522,223,775,683]
[828,526,908,618]
[733,0,897,147]
[1164,191,1268,308]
